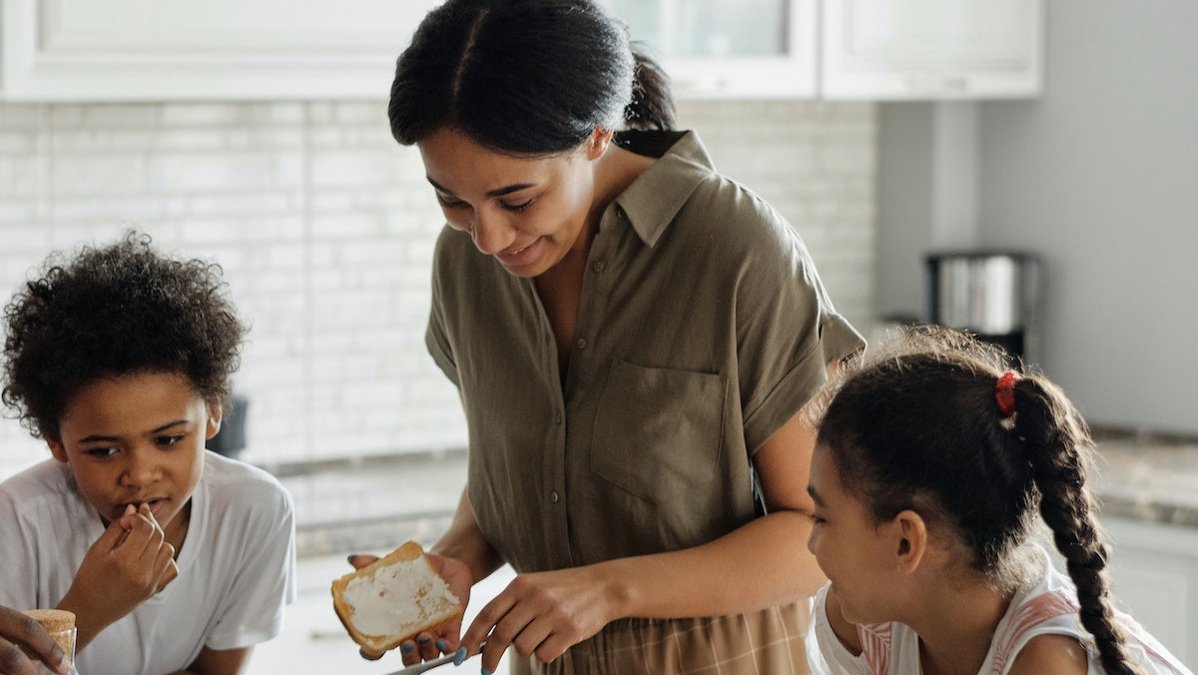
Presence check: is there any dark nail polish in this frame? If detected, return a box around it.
[418,636,431,644]
[436,639,448,652]
[481,668,492,675]
[401,642,414,654]
[453,647,467,666]
[346,554,357,565]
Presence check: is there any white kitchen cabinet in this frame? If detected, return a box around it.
[821,0,1043,99]
[601,0,818,99]
[1101,516,1198,665]
[0,0,440,101]
[1,0,1044,102]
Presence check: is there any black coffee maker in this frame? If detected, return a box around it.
[925,251,1042,365]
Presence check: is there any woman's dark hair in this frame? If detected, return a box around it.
[817,326,1143,675]
[1,232,246,441]
[389,0,675,154]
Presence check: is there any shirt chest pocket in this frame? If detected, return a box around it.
[589,359,726,501]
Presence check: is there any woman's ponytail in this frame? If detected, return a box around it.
[1015,377,1144,675]
[623,46,676,131]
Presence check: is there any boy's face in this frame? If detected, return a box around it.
[48,372,221,547]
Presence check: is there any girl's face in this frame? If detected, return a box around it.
[806,443,904,625]
[48,372,221,548]
[417,126,607,277]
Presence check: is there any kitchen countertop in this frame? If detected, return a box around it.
[1091,431,1198,527]
[270,451,467,558]
[268,431,1198,558]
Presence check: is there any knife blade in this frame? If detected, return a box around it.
[380,642,484,675]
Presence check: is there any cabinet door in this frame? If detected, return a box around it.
[602,0,817,99]
[1101,516,1198,665]
[821,0,1043,99]
[1,0,441,101]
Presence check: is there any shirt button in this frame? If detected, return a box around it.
[550,491,560,503]
[555,412,563,425]
[576,338,587,350]
[592,260,606,273]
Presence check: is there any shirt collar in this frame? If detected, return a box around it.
[611,130,714,248]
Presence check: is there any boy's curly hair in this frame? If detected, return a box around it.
[1,232,246,440]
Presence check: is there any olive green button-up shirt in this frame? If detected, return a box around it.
[426,130,864,575]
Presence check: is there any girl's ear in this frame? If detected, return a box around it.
[47,437,69,463]
[894,509,929,574]
[586,125,615,160]
[205,401,224,440]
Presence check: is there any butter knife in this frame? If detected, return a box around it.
[381,642,484,675]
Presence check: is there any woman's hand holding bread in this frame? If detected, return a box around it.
[341,545,474,668]
[56,503,179,650]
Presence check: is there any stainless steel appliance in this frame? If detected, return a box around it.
[925,251,1042,364]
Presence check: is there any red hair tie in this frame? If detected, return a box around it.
[995,370,1020,420]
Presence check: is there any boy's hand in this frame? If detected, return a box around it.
[58,504,179,650]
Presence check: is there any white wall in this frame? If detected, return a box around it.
[877,1,1198,435]
[0,100,877,478]
[977,0,1198,434]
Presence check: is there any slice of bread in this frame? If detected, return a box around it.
[331,541,463,658]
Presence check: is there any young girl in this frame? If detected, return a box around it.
[0,233,296,675]
[805,327,1190,675]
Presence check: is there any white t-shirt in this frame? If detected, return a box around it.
[807,546,1191,675]
[0,452,297,675]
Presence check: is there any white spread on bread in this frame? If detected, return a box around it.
[342,557,459,637]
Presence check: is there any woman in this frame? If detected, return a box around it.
[367,1,864,672]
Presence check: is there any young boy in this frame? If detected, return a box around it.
[0,233,296,675]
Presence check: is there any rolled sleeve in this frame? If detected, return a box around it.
[743,312,862,452]
[736,208,865,452]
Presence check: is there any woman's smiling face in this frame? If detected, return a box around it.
[417,126,606,277]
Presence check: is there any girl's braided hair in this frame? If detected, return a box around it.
[816,326,1142,674]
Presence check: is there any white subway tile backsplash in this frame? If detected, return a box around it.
[0,106,44,128]
[53,157,148,196]
[48,197,162,223]
[153,129,231,152]
[310,152,393,188]
[82,105,161,128]
[0,99,876,477]
[0,133,35,153]
[310,212,379,238]
[0,202,38,226]
[148,154,299,192]
[161,103,250,127]
[333,103,387,126]
[0,223,53,251]
[186,193,299,218]
[49,107,84,128]
[0,158,43,198]
[334,238,406,266]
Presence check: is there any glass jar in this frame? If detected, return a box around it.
[20,609,77,675]
[40,626,77,675]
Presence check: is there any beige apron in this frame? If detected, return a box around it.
[510,601,812,675]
